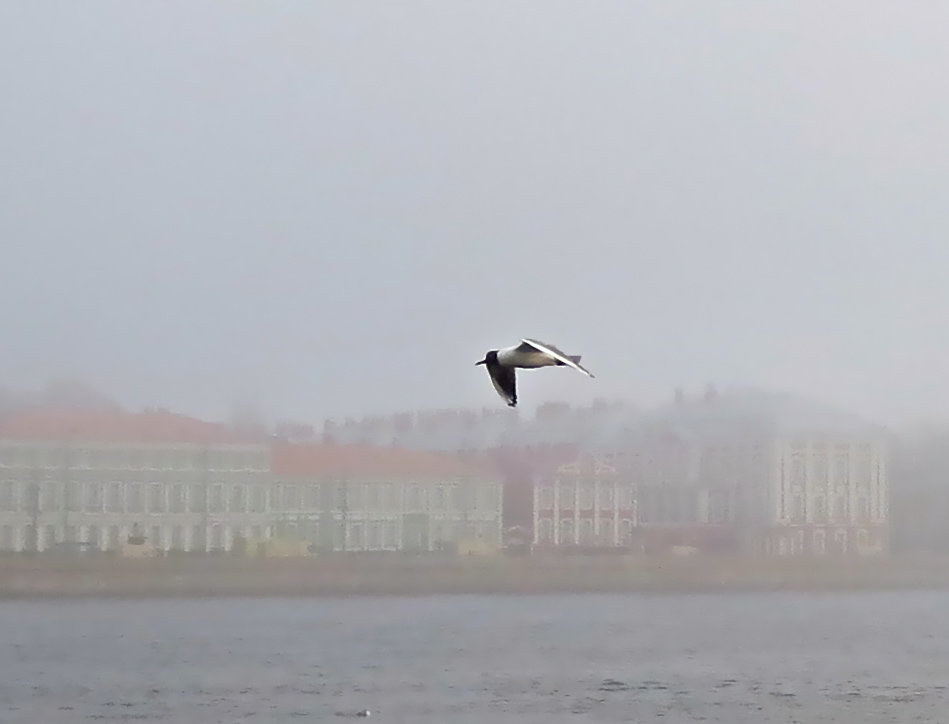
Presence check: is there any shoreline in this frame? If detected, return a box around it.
[2,553,949,600]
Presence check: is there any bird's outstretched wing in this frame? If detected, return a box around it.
[521,339,594,377]
[487,365,517,407]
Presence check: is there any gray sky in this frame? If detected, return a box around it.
[2,2,948,427]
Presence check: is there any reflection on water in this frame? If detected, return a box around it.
[0,591,946,723]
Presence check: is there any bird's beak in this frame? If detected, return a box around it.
[475,359,485,366]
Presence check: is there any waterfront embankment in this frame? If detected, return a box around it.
[1,553,949,599]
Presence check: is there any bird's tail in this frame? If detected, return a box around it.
[567,355,582,364]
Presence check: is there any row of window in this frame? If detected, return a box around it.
[0,480,502,515]
[535,517,636,546]
[537,483,635,510]
[789,454,879,488]
[0,522,256,552]
[538,485,734,525]
[771,527,874,556]
[0,518,501,553]
[781,494,880,524]
[0,446,269,472]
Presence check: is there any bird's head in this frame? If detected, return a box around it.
[475,350,498,366]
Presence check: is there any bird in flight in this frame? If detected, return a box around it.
[476,338,594,407]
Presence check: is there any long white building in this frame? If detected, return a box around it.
[0,409,504,554]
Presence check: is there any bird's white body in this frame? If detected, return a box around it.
[496,345,557,368]
[498,339,594,376]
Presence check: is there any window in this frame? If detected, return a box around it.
[538,518,553,544]
[637,491,650,524]
[406,485,422,511]
[0,525,12,550]
[834,453,849,487]
[166,484,184,513]
[305,484,321,509]
[229,485,246,513]
[792,495,804,523]
[813,529,826,555]
[580,518,594,544]
[814,453,828,486]
[43,482,61,512]
[210,525,223,550]
[366,483,382,510]
[252,486,267,513]
[171,525,184,551]
[579,485,594,510]
[86,525,100,549]
[381,484,399,512]
[599,484,614,509]
[0,481,15,511]
[558,484,574,510]
[151,525,163,550]
[618,485,634,509]
[559,518,574,545]
[433,485,447,511]
[283,485,301,510]
[128,483,144,513]
[368,522,382,549]
[209,484,224,513]
[348,484,365,510]
[834,528,848,554]
[791,455,806,487]
[813,496,826,522]
[192,525,206,552]
[857,496,869,522]
[188,484,205,513]
[833,496,846,522]
[149,483,165,513]
[107,525,121,551]
[620,518,634,545]
[106,482,124,513]
[599,517,614,546]
[44,524,57,549]
[538,485,553,510]
[383,521,397,549]
[84,483,102,513]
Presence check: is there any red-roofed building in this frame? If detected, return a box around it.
[271,444,503,553]
[0,409,271,553]
[0,409,504,555]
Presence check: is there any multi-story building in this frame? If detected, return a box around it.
[532,452,637,549]
[0,409,506,555]
[533,387,890,556]
[271,443,503,552]
[0,409,271,553]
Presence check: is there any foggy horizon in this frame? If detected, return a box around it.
[4,2,949,429]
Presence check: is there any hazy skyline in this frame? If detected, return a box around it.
[3,2,949,427]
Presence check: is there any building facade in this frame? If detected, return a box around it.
[272,444,504,553]
[0,411,271,553]
[533,388,890,556]
[0,410,504,555]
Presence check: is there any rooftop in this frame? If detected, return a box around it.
[272,443,493,479]
[0,408,262,445]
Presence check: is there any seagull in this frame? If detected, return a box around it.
[476,338,594,407]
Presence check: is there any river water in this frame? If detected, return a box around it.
[0,591,946,723]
